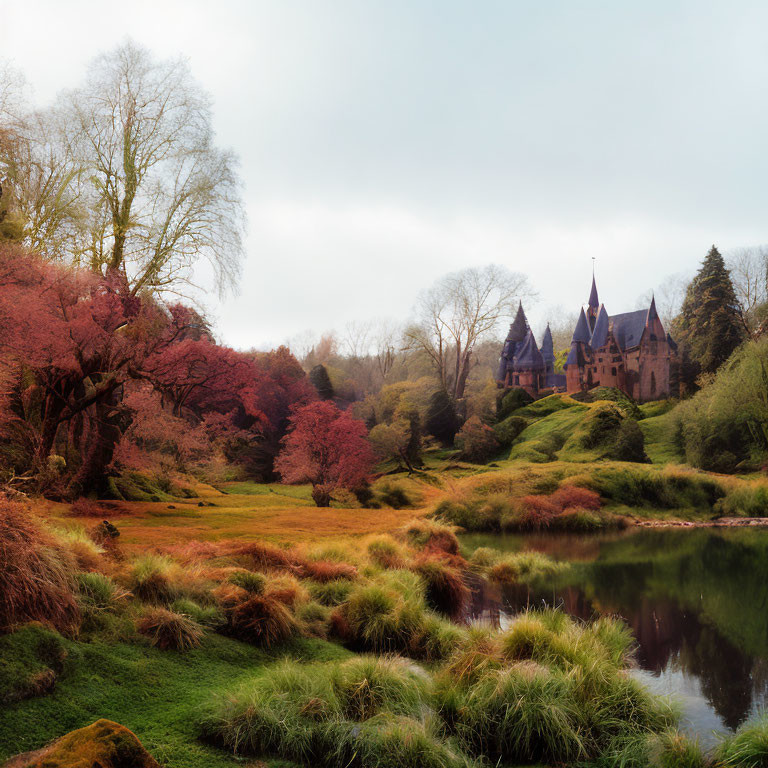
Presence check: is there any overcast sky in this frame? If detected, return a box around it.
[3,1,767,349]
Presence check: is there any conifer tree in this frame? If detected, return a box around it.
[309,364,335,400]
[672,245,745,381]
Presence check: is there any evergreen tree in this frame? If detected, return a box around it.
[425,389,460,446]
[309,364,334,400]
[672,245,745,381]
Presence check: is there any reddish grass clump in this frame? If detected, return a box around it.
[301,559,358,583]
[516,496,560,530]
[69,498,106,517]
[229,541,298,573]
[550,485,601,511]
[0,499,80,633]
[226,593,298,647]
[412,555,470,618]
[137,607,204,651]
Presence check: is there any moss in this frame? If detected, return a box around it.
[19,718,160,768]
[0,624,69,704]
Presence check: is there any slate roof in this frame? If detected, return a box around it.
[513,329,545,370]
[666,332,678,352]
[609,309,648,350]
[506,302,529,343]
[590,305,610,348]
[571,308,592,344]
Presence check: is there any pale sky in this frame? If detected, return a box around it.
[3,1,767,349]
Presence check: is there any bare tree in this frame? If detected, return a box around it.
[727,246,768,338]
[57,42,245,297]
[405,265,534,400]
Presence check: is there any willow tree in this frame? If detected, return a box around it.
[405,265,533,400]
[58,42,245,297]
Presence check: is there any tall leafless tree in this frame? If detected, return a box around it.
[405,265,533,400]
[727,246,768,338]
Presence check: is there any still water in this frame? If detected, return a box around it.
[461,527,768,747]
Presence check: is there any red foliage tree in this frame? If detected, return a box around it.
[275,401,376,507]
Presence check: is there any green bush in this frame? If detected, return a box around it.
[493,415,529,447]
[497,387,535,420]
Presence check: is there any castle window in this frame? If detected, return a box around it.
[611,367,617,376]
[513,375,519,385]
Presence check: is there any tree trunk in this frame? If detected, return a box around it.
[66,394,133,498]
[311,485,332,507]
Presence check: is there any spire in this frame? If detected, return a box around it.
[571,307,591,344]
[646,294,658,325]
[590,304,610,348]
[506,301,529,343]
[588,274,599,309]
[541,324,554,355]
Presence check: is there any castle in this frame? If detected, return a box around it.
[497,276,678,402]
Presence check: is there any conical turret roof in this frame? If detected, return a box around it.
[590,304,610,348]
[646,295,658,324]
[513,329,545,371]
[571,308,591,344]
[541,324,554,355]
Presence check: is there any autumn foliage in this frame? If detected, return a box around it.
[275,401,376,506]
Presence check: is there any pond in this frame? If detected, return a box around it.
[461,526,768,747]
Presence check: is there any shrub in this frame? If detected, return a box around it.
[411,555,470,618]
[497,387,534,420]
[0,500,79,633]
[68,498,107,517]
[550,485,601,511]
[137,607,204,651]
[378,484,414,509]
[504,496,559,530]
[612,419,649,462]
[127,554,178,604]
[493,415,529,447]
[582,403,625,449]
[227,570,266,594]
[455,416,500,463]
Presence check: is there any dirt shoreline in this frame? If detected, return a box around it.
[633,517,768,528]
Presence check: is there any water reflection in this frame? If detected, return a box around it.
[463,527,768,741]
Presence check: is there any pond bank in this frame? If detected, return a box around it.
[631,516,768,528]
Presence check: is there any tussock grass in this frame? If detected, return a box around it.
[411,554,469,618]
[367,535,408,569]
[200,656,472,768]
[227,570,266,594]
[0,500,80,633]
[401,518,460,555]
[716,715,768,767]
[127,554,179,604]
[137,607,204,651]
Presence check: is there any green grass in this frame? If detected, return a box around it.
[640,407,684,464]
[0,631,349,767]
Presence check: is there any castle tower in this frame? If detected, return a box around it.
[496,302,530,385]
